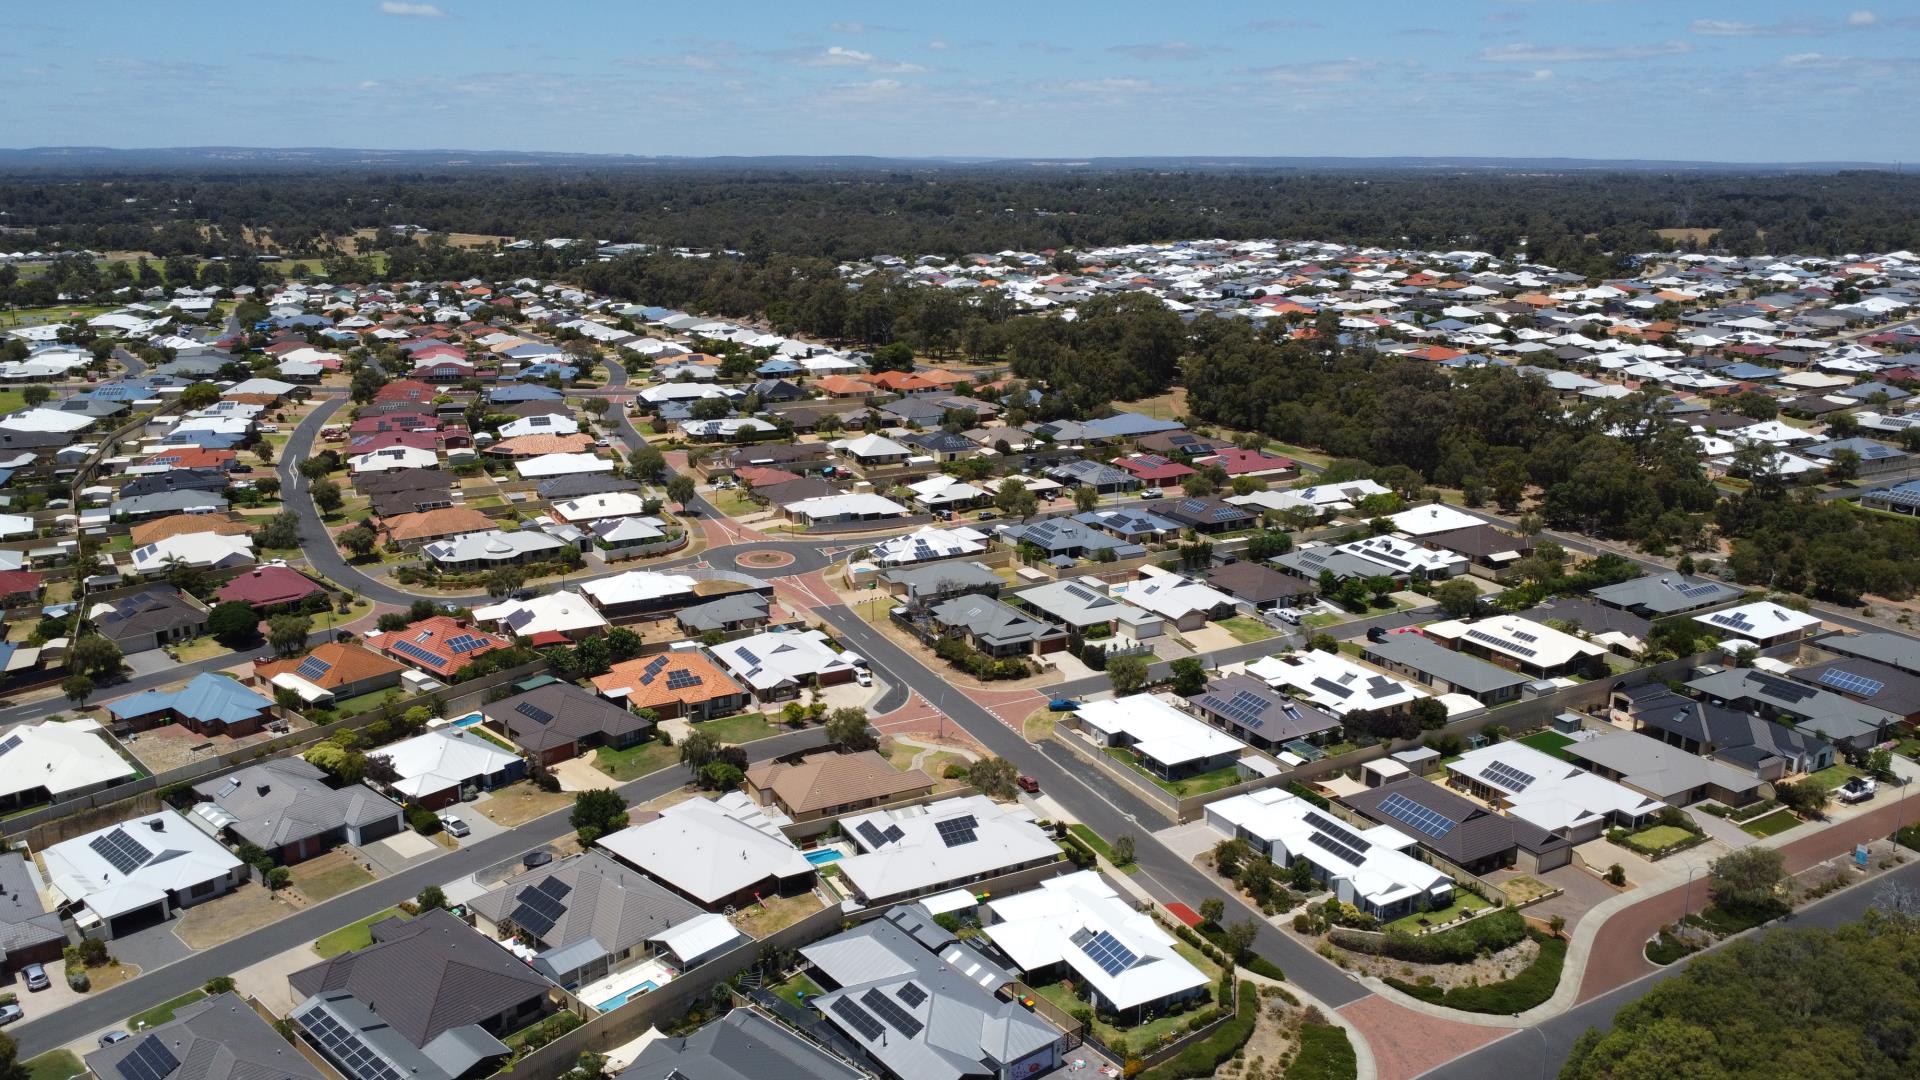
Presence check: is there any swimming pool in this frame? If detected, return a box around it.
[452,713,483,729]
[804,849,844,866]
[594,979,658,1011]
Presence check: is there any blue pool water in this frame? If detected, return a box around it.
[595,979,658,1011]
[804,849,844,866]
[452,713,483,729]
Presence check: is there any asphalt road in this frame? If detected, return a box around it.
[816,603,1372,1010]
[8,725,829,1057]
[1418,857,1920,1080]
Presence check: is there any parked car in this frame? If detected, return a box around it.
[1140,487,1164,500]
[855,668,872,687]
[1048,698,1082,712]
[977,511,997,520]
[0,1003,20,1026]
[21,963,48,991]
[1017,775,1040,794]
[1838,775,1878,804]
[440,813,471,838]
[98,1031,131,1047]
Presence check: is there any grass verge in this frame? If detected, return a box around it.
[594,739,680,781]
[313,907,408,958]
[127,989,207,1031]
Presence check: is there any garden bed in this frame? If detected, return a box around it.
[1382,930,1566,1014]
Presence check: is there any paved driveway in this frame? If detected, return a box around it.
[120,649,176,678]
[358,831,442,876]
[112,921,192,974]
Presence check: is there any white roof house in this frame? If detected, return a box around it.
[907,475,988,509]
[1422,614,1606,674]
[835,794,1059,905]
[349,446,439,474]
[0,720,136,804]
[1386,504,1485,537]
[867,525,988,566]
[369,729,523,802]
[551,491,651,523]
[0,408,97,434]
[708,629,857,696]
[130,533,255,575]
[579,570,699,610]
[596,792,812,909]
[1073,695,1247,774]
[1247,650,1427,717]
[42,809,244,930]
[498,413,581,438]
[1446,742,1664,838]
[1227,479,1390,515]
[515,453,614,479]
[833,433,913,463]
[422,529,565,566]
[472,590,610,639]
[1203,788,1452,919]
[1122,567,1238,625]
[982,871,1208,1013]
[1692,600,1823,646]
[782,493,911,525]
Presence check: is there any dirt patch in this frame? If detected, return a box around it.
[124,719,291,775]
[174,885,297,949]
[730,891,826,939]
[77,960,140,992]
[1655,227,1720,244]
[290,850,376,904]
[473,782,574,828]
[1330,936,1540,991]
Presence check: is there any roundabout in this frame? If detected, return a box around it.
[733,548,798,570]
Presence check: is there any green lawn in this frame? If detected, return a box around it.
[1740,810,1803,838]
[1067,823,1140,875]
[709,489,761,517]
[313,907,409,958]
[1033,981,1203,1053]
[331,687,407,716]
[1517,731,1576,761]
[1808,763,1866,792]
[1217,616,1277,644]
[0,390,27,417]
[127,989,206,1031]
[1103,746,1243,797]
[694,712,782,745]
[23,1051,82,1080]
[1624,825,1695,854]
[771,972,824,1010]
[595,739,680,781]
[1384,890,1491,935]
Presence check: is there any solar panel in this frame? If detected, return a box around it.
[735,646,761,665]
[862,988,925,1038]
[116,1035,180,1080]
[1479,760,1537,792]
[1817,668,1885,697]
[856,821,888,848]
[390,640,443,667]
[830,997,886,1041]
[1308,831,1365,865]
[299,1010,404,1080]
[0,734,20,757]
[512,901,557,938]
[296,655,333,681]
[1377,792,1458,839]
[1077,930,1140,976]
[882,823,904,844]
[665,669,703,690]
[1677,581,1724,598]
[446,634,491,655]
[935,815,979,847]
[537,876,572,900]
[1305,811,1371,852]
[1710,612,1755,631]
[89,828,153,875]
[1468,628,1535,659]
[897,982,927,1007]
[514,700,555,725]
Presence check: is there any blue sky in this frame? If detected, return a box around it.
[3,1,1917,161]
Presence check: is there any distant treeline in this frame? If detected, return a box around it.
[5,169,1920,267]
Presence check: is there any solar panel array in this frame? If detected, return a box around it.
[856,821,889,848]
[1205,689,1271,730]
[0,733,19,757]
[446,634,490,655]
[636,655,671,685]
[1305,811,1371,853]
[1376,792,1458,839]
[735,646,761,665]
[511,877,572,938]
[515,700,555,726]
[1077,929,1140,976]
[89,828,153,874]
[896,982,927,1007]
[1309,831,1365,865]
[1468,628,1534,659]
[389,640,444,668]
[935,815,979,847]
[1817,668,1885,697]
[665,669,703,690]
[296,655,333,681]
[1479,760,1536,792]
[830,997,885,1041]
[300,1011,405,1080]
[114,1035,181,1080]
[861,988,924,1038]
[1677,581,1725,598]
[1710,611,1755,631]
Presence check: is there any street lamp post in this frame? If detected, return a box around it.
[1683,863,1705,918]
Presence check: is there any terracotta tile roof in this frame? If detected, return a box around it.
[734,466,802,489]
[373,379,438,403]
[140,447,236,470]
[865,371,936,392]
[814,375,875,395]
[743,749,933,814]
[215,566,326,608]
[254,642,407,690]
[375,616,510,677]
[591,650,744,712]
[130,513,256,546]
[486,432,595,458]
[379,506,497,543]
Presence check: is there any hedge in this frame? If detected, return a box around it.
[1287,781,1330,809]
[1285,1023,1358,1080]
[1190,923,1286,981]
[1139,981,1257,1080]
[1331,909,1526,965]
[1383,930,1566,1014]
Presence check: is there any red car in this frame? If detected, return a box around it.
[1017,775,1040,794]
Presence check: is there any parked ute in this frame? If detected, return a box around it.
[1837,775,1877,804]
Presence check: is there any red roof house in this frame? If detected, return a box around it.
[1114,454,1196,488]
[1201,447,1297,478]
[214,566,327,612]
[375,616,511,679]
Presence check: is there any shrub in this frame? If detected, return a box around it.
[1286,1023,1358,1080]
[1898,822,1920,852]
[266,866,292,890]
[408,807,443,835]
[68,968,91,992]
[1605,864,1627,886]
[77,937,109,967]
[204,976,236,995]
[1286,781,1330,809]
[1383,931,1567,1014]
[1331,909,1527,965]
[1138,981,1257,1080]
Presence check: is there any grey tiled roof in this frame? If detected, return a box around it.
[621,1008,866,1080]
[467,851,706,973]
[191,757,402,850]
[87,991,328,1080]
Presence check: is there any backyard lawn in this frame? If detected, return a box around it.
[1104,746,1243,797]
[1218,616,1277,644]
[595,739,681,781]
[730,892,824,939]
[1032,981,1201,1052]
[1740,810,1803,838]
[24,1050,82,1080]
[313,907,409,958]
[331,687,406,716]
[1517,730,1576,761]
[771,972,824,1010]
[127,989,207,1030]
[1808,763,1866,791]
[1383,890,1491,935]
[695,712,782,745]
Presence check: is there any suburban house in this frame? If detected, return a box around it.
[253,643,407,705]
[1362,631,1531,706]
[1341,775,1574,875]
[802,904,1063,1080]
[783,493,912,527]
[91,587,209,652]
[42,810,246,937]
[1562,729,1765,808]
[596,792,816,911]
[1203,788,1454,921]
[86,993,329,1080]
[674,592,773,636]
[1445,743,1664,844]
[996,517,1144,563]
[1113,453,1195,489]
[744,749,935,822]
[373,616,512,680]
[620,1008,866,1080]
[472,590,610,643]
[867,524,988,566]
[128,533,256,577]
[927,594,1069,658]
[1422,614,1607,680]
[0,852,67,973]
[467,850,740,989]
[1693,599,1823,648]
[368,728,525,810]
[188,758,405,864]
[1072,695,1247,780]
[1790,656,1920,723]
[288,909,555,1080]
[590,649,751,720]
[213,565,327,613]
[834,794,1060,906]
[879,560,1004,604]
[1818,630,1920,676]
[1275,534,1467,585]
[1185,674,1341,752]
[1205,561,1313,610]
[1119,568,1238,631]
[1684,666,1896,752]
[378,506,497,548]
[981,871,1209,1019]
[1158,496,1257,534]
[579,570,700,622]
[483,681,656,766]
[105,672,276,737]
[0,720,136,811]
[422,528,566,571]
[708,629,859,700]
[1617,684,1834,779]
[1248,650,1428,717]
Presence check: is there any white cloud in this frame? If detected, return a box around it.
[798,45,926,73]
[1781,52,1833,67]
[1250,59,1385,84]
[1848,10,1879,26]
[378,2,447,16]
[1054,77,1158,94]
[927,39,949,51]
[1690,18,1819,38]
[1479,41,1691,63]
[1109,42,1211,62]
